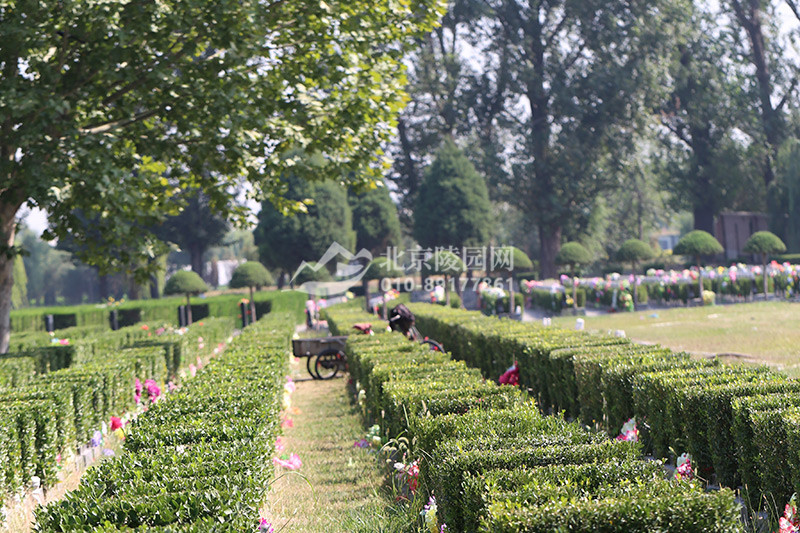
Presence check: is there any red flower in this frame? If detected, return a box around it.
[110,416,123,431]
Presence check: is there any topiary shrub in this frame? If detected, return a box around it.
[229,261,274,322]
[743,231,786,300]
[164,271,208,325]
[673,231,723,305]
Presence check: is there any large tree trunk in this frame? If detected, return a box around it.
[189,243,204,278]
[539,225,562,280]
[693,205,715,234]
[0,200,22,354]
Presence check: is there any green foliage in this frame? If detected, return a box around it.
[673,230,723,258]
[325,303,743,533]
[155,191,230,275]
[163,271,208,296]
[255,177,355,274]
[414,140,492,249]
[35,314,293,530]
[421,250,465,276]
[743,231,786,255]
[508,247,533,272]
[350,184,402,254]
[365,257,404,281]
[617,239,655,264]
[228,262,273,289]
[555,242,592,266]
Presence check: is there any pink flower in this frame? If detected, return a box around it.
[285,376,296,393]
[144,379,161,401]
[134,378,143,395]
[59,338,69,345]
[189,364,197,377]
[167,381,177,392]
[273,453,302,470]
[353,439,370,448]
[281,417,294,429]
[275,436,285,453]
[196,356,203,369]
[259,518,275,533]
[110,416,123,431]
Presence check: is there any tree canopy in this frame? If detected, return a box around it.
[673,230,724,258]
[164,271,209,296]
[254,177,355,275]
[556,242,592,267]
[413,140,492,249]
[350,184,402,255]
[617,239,656,264]
[0,0,444,351]
[743,231,786,255]
[229,262,273,289]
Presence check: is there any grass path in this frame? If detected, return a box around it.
[265,364,405,533]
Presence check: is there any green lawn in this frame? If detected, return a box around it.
[550,301,800,375]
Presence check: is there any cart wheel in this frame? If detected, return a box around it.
[306,355,319,379]
[422,339,444,352]
[314,348,345,380]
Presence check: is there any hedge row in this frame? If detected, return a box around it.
[34,313,294,532]
[0,318,236,492]
[406,303,800,503]
[324,306,739,533]
[10,291,306,333]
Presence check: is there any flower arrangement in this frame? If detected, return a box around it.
[675,453,694,481]
[258,518,275,532]
[394,459,420,493]
[421,496,440,533]
[616,418,638,442]
[498,362,520,386]
[273,453,302,470]
[779,494,799,533]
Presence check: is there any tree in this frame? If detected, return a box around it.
[743,231,786,299]
[422,249,465,307]
[769,138,800,251]
[454,0,673,279]
[163,271,208,326]
[556,242,592,314]
[617,239,656,310]
[414,140,492,250]
[229,261,273,320]
[156,191,229,282]
[350,184,402,255]
[657,4,762,232]
[496,247,532,316]
[673,230,723,303]
[255,178,355,278]
[0,0,444,353]
[363,257,404,316]
[724,0,796,188]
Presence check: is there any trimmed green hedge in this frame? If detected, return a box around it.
[34,313,293,531]
[10,290,305,333]
[403,302,800,507]
[325,304,740,533]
